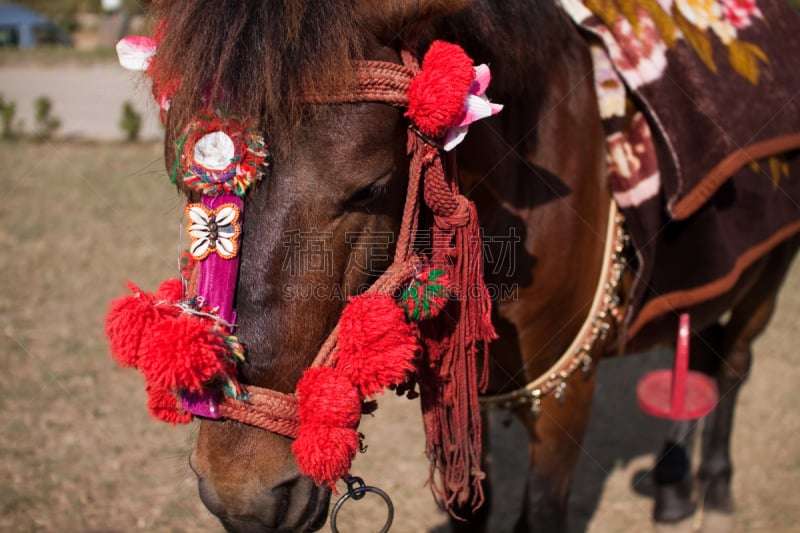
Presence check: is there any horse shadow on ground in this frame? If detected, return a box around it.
[429,347,678,532]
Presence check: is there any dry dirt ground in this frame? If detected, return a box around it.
[1,63,799,533]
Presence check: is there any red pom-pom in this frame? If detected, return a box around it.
[138,313,231,393]
[292,425,361,488]
[297,367,362,429]
[336,294,419,397]
[406,41,475,139]
[146,383,192,424]
[156,278,183,302]
[106,282,159,367]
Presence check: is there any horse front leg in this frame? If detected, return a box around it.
[514,372,597,533]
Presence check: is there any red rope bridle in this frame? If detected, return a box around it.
[216,47,497,510]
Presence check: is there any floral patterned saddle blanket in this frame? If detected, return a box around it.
[561,0,800,338]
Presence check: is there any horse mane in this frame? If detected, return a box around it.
[433,0,576,93]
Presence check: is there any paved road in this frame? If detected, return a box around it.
[0,62,162,141]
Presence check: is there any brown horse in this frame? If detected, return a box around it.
[143,0,800,531]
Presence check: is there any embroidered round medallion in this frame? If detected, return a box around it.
[174,112,269,197]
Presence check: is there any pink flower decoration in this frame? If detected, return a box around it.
[116,36,157,71]
[443,64,504,151]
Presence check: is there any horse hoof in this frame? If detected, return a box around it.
[653,479,696,523]
[702,479,734,514]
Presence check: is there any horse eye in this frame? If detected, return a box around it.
[342,170,393,209]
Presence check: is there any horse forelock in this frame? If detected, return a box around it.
[150,0,367,158]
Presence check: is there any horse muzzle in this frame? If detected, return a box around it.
[197,473,331,533]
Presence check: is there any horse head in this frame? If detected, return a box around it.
[188,102,409,530]
[143,1,482,531]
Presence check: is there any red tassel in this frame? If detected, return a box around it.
[425,201,497,509]
[408,141,497,511]
[335,294,419,397]
[107,277,243,425]
[106,279,186,368]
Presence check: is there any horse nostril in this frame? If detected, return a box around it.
[275,476,331,531]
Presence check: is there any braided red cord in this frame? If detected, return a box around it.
[219,388,300,438]
[299,61,414,107]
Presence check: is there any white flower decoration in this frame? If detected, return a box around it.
[443,64,504,152]
[116,35,157,71]
[185,204,241,260]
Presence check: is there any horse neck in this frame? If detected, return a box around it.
[456,26,613,392]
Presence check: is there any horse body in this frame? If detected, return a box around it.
[143,0,800,531]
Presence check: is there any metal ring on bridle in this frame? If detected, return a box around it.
[330,476,394,533]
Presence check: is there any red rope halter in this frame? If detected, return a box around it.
[108,40,499,514]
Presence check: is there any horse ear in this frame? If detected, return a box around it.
[357,0,473,44]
